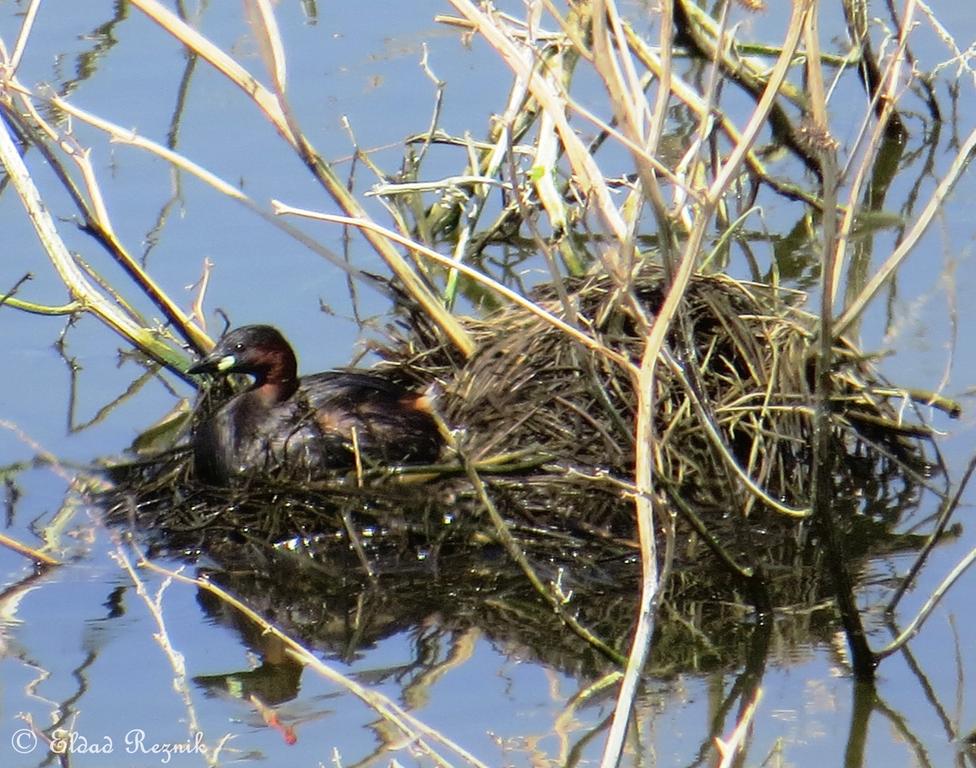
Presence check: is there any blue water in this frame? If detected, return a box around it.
[1,1,975,766]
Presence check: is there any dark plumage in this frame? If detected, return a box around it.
[186,325,442,484]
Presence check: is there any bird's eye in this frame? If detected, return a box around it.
[235,343,244,351]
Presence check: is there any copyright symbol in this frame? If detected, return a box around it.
[11,728,37,754]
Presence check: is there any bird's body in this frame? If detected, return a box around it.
[187,325,441,484]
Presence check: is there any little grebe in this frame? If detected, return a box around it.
[187,325,442,483]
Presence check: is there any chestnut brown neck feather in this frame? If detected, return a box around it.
[248,348,299,403]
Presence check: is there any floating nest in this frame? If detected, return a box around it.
[101,260,949,671]
[389,260,945,615]
[394,261,938,531]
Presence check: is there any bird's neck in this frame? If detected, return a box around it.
[250,352,299,404]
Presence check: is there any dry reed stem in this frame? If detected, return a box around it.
[879,540,976,660]
[247,0,288,95]
[621,0,813,529]
[129,0,475,357]
[271,204,637,374]
[587,18,678,758]
[0,110,189,370]
[447,0,629,267]
[830,0,916,309]
[598,332,661,768]
[642,0,680,242]
[705,3,810,207]
[715,688,762,767]
[680,0,809,109]
[4,0,40,74]
[589,0,653,275]
[0,532,59,567]
[820,0,971,372]
[111,547,214,764]
[620,22,820,209]
[48,96,383,305]
[676,0,822,179]
[0,48,208,353]
[880,455,976,656]
[549,86,691,193]
[836,144,976,339]
[807,0,878,679]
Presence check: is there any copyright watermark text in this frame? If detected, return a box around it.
[10,727,207,764]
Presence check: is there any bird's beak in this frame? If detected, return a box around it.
[187,352,237,376]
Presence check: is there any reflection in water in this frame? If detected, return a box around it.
[96,464,942,764]
[52,1,130,104]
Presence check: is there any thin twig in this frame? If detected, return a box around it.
[0,531,59,567]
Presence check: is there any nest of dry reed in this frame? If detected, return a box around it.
[110,258,938,567]
[391,261,932,534]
